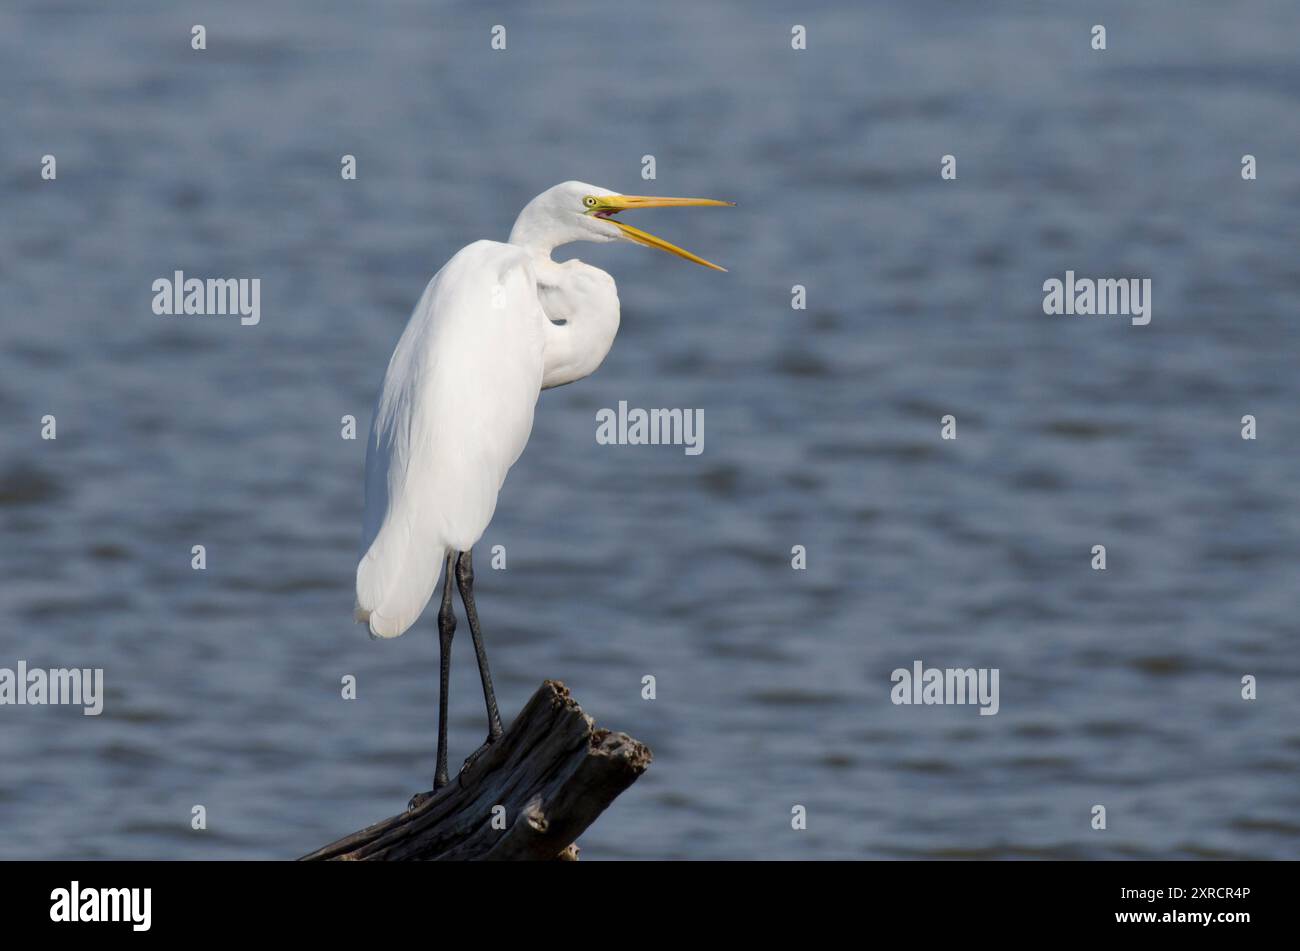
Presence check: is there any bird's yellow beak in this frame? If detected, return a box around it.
[587,195,734,272]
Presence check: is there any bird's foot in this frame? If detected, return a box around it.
[460,732,501,774]
[408,771,451,810]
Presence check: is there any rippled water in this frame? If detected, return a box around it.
[2,0,1298,859]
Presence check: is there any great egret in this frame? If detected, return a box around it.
[354,181,731,791]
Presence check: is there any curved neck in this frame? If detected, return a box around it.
[508,217,560,256]
[509,205,592,258]
[535,260,621,390]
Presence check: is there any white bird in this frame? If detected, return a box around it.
[354,181,731,790]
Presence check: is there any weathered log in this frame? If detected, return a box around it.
[300,680,651,861]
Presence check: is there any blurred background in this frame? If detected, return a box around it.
[1,0,1298,859]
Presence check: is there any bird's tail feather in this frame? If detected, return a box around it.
[355,524,444,639]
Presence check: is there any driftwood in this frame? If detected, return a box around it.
[300,680,652,861]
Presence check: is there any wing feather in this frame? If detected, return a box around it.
[356,241,545,638]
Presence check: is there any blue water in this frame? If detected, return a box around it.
[1,0,1298,859]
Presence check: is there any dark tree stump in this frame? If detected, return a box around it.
[299,680,652,861]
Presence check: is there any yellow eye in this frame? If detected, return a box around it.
[584,196,597,208]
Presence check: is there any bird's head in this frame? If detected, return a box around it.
[509,180,733,270]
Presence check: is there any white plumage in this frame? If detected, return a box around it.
[354,181,729,641]
[356,241,545,638]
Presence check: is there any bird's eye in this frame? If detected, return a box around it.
[583,196,597,207]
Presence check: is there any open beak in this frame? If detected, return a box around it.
[588,195,734,271]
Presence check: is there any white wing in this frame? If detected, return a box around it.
[356,240,545,639]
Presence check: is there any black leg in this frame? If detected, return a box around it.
[455,550,504,759]
[433,552,457,790]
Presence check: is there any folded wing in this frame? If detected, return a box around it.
[356,241,546,638]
